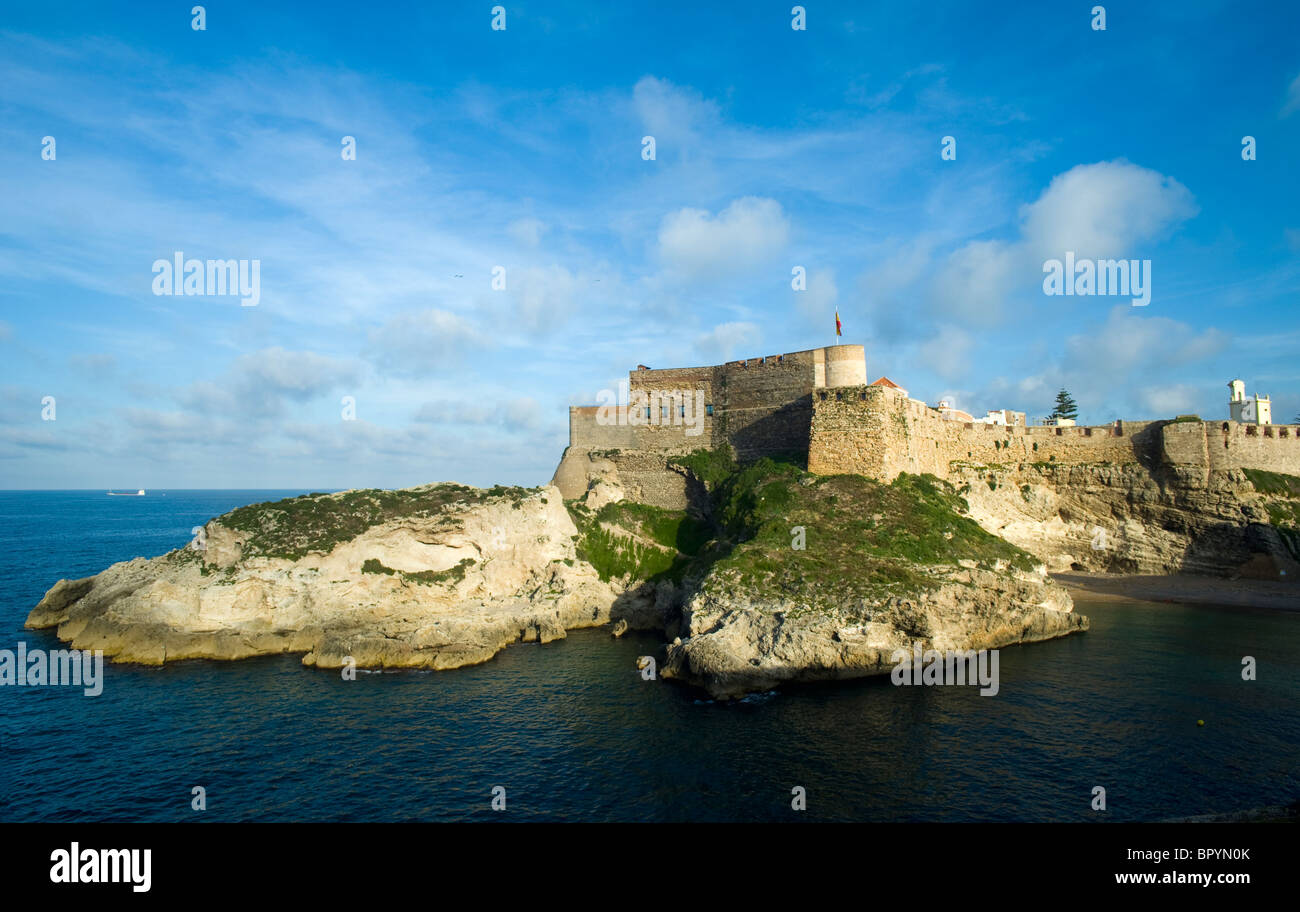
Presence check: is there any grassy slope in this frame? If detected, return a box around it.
[565,500,711,583]
[702,457,1037,614]
[568,451,1038,614]
[209,483,534,561]
[1243,469,1300,559]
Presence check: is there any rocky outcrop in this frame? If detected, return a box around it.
[27,485,619,669]
[27,468,1093,699]
[662,564,1085,698]
[954,463,1300,579]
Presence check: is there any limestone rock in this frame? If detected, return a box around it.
[955,464,1300,578]
[662,566,1085,699]
[27,485,617,671]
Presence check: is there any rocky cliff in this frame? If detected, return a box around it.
[655,457,1085,697]
[952,462,1300,579]
[27,462,1088,698]
[28,484,620,669]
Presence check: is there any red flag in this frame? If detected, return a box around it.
[835,310,842,337]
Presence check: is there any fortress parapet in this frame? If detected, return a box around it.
[552,344,1300,505]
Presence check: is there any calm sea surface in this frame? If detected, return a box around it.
[0,490,1296,822]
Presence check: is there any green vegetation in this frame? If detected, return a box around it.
[565,499,712,583]
[361,556,476,586]
[1050,388,1079,422]
[668,442,736,493]
[660,452,1039,614]
[1170,414,1203,423]
[1243,469,1300,561]
[218,484,522,560]
[1243,468,1300,498]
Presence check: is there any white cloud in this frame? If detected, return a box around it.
[658,197,790,283]
[918,326,974,381]
[695,321,761,361]
[794,267,839,325]
[508,264,583,332]
[928,239,1021,324]
[917,161,1199,328]
[366,309,487,377]
[1139,384,1201,416]
[1019,160,1198,261]
[632,75,719,152]
[1064,306,1228,378]
[1283,72,1300,117]
[507,218,547,247]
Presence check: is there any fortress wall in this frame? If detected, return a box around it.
[719,350,819,460]
[807,387,899,477]
[605,450,693,510]
[809,388,1146,481]
[1204,421,1300,474]
[568,406,638,449]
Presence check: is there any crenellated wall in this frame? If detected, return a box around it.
[556,345,1300,503]
[1205,420,1300,474]
[808,389,1300,482]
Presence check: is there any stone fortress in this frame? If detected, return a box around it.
[551,343,1300,510]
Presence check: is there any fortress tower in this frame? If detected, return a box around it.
[552,343,869,501]
[824,344,868,388]
[1229,378,1272,425]
[553,346,1300,509]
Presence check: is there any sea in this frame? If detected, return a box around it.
[0,490,1296,822]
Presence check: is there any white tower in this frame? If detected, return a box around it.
[1228,379,1247,423]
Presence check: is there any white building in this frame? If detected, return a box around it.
[976,409,1027,427]
[1228,379,1272,425]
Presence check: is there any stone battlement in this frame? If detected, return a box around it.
[553,345,1300,503]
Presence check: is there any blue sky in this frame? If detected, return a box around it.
[1,0,1298,489]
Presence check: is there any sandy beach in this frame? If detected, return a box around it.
[1055,571,1300,612]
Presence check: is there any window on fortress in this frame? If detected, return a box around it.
[678,405,686,417]
[705,404,714,416]
[661,405,669,418]
[645,407,651,419]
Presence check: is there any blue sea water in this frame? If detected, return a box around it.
[0,489,1296,822]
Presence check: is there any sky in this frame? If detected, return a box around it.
[1,0,1298,489]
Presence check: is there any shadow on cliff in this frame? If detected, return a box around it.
[607,454,808,638]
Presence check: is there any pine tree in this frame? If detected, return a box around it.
[1050,389,1079,421]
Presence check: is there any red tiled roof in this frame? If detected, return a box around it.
[870,376,902,389]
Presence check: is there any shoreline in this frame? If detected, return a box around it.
[1054,571,1300,613]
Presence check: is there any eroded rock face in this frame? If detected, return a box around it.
[954,465,1300,578]
[26,475,1095,698]
[26,485,619,670]
[662,566,1085,699]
